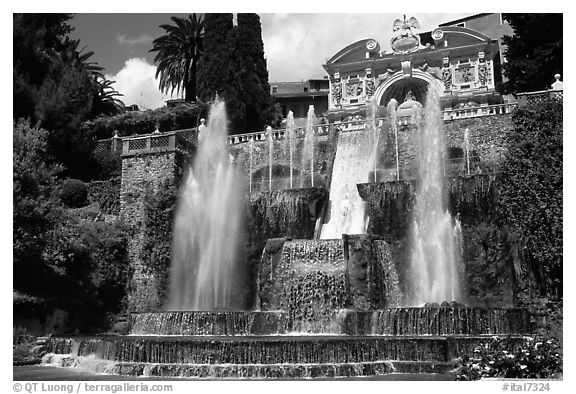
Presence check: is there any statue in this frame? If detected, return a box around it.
[396,90,422,118]
[365,78,375,98]
[332,81,342,106]
[442,64,452,91]
[478,63,488,85]
[404,91,416,103]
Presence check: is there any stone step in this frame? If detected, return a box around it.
[127,308,533,336]
[43,355,456,379]
[46,335,527,365]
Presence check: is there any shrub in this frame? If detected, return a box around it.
[60,179,88,208]
[453,336,562,380]
[13,120,63,268]
[81,102,208,139]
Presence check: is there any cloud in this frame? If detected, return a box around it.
[117,34,154,46]
[260,13,473,82]
[105,58,178,110]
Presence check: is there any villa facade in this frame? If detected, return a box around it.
[323,15,507,121]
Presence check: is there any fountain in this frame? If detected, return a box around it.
[387,98,400,181]
[167,100,244,311]
[284,111,295,189]
[267,125,273,191]
[300,105,316,188]
[407,88,464,306]
[464,127,471,175]
[368,100,380,183]
[43,94,536,380]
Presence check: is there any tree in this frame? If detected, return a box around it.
[502,14,563,94]
[13,13,74,120]
[236,13,273,132]
[34,61,97,179]
[14,14,125,180]
[13,121,63,268]
[151,14,204,102]
[90,77,125,118]
[196,13,245,132]
[496,98,562,297]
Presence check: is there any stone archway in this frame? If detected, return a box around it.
[374,69,444,107]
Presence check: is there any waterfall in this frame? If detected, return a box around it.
[167,100,244,311]
[320,129,375,239]
[406,88,464,306]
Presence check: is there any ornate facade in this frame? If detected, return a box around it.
[323,15,504,120]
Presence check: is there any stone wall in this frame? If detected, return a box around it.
[229,132,338,193]
[444,114,513,160]
[120,151,187,311]
[119,113,515,311]
[229,114,514,185]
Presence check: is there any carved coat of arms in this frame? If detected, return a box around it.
[390,15,421,54]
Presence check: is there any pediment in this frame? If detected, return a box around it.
[326,38,380,65]
[431,26,492,49]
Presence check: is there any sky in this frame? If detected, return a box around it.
[68,13,474,110]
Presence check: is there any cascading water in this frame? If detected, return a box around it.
[407,88,464,306]
[167,101,244,311]
[320,128,375,239]
[300,105,316,188]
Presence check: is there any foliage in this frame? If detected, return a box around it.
[196,13,245,132]
[82,102,207,139]
[236,13,273,132]
[60,179,88,208]
[461,221,515,305]
[13,120,63,268]
[14,121,130,323]
[139,179,178,302]
[453,336,562,380]
[151,14,204,102]
[13,13,124,181]
[44,213,131,316]
[496,98,562,298]
[92,147,122,180]
[87,177,121,214]
[502,14,563,94]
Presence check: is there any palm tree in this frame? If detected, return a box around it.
[150,14,204,102]
[59,37,104,79]
[91,77,125,117]
[58,38,124,117]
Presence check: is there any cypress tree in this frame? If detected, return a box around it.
[236,13,272,133]
[196,13,245,132]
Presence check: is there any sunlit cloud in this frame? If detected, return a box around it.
[260,13,473,82]
[106,57,178,110]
